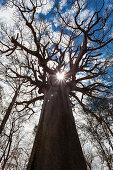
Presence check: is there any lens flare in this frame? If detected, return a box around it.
[56,72,65,81]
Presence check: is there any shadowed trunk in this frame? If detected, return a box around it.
[27,85,87,170]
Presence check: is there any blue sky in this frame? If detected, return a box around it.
[0,0,7,6]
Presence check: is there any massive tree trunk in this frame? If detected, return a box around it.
[27,85,87,170]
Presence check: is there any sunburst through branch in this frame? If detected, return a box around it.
[56,71,65,81]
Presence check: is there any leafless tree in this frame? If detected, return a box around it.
[0,0,113,169]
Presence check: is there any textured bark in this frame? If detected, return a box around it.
[27,85,87,170]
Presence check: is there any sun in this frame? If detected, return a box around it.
[56,71,65,81]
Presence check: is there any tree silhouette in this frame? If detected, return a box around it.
[0,0,113,169]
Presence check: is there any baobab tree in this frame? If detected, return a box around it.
[0,0,113,169]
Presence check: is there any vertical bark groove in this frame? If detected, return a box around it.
[27,85,87,170]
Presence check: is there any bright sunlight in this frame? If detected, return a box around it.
[56,71,65,81]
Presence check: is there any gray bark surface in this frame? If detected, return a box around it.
[27,85,87,170]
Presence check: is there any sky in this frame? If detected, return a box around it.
[0,0,7,6]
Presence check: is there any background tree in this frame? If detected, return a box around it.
[85,97,113,169]
[0,0,113,169]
